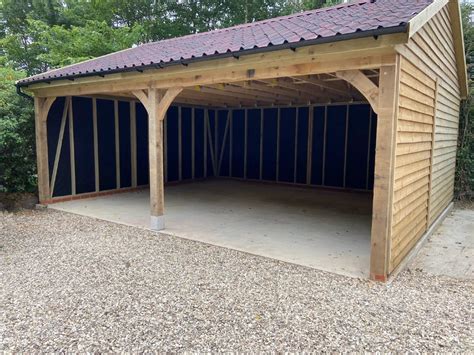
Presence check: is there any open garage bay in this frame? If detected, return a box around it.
[49,180,372,278]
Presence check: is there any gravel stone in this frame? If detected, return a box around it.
[1,209,473,352]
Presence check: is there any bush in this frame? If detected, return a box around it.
[0,67,36,193]
[455,2,473,201]
[455,87,473,201]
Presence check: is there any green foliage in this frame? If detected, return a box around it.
[291,0,342,11]
[32,19,144,68]
[0,67,36,192]
[455,1,473,200]
[0,1,145,74]
[0,0,344,75]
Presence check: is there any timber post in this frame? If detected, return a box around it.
[34,96,56,203]
[369,58,401,281]
[132,87,182,230]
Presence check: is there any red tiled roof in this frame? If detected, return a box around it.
[19,0,432,86]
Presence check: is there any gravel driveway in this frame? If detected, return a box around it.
[1,209,473,352]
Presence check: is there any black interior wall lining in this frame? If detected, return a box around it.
[47,97,71,197]
[47,98,376,198]
[118,101,132,188]
[73,97,95,194]
[97,99,116,191]
[135,102,149,186]
[215,103,377,191]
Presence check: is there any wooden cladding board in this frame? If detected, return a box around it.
[398,5,461,226]
[424,7,461,224]
[390,5,462,272]
[390,56,436,272]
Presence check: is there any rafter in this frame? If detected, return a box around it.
[194,85,276,104]
[290,75,350,96]
[208,83,286,102]
[233,81,310,102]
[260,78,319,96]
[180,89,260,107]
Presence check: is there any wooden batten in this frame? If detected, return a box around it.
[92,98,100,191]
[68,98,76,195]
[130,101,137,187]
[114,100,121,189]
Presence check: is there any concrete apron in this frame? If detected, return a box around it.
[49,179,373,278]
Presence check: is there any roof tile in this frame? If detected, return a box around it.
[19,0,432,85]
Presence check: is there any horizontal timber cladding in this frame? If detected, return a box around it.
[397,4,461,226]
[214,103,376,190]
[390,56,436,272]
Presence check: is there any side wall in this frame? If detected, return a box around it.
[391,58,436,270]
[391,5,462,272]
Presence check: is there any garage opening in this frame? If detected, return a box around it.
[46,73,378,278]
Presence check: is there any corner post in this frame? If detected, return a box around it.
[34,96,56,203]
[370,58,400,281]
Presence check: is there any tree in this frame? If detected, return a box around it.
[0,67,36,192]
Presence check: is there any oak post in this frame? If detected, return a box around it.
[133,87,182,230]
[369,58,400,281]
[148,89,164,229]
[34,96,56,203]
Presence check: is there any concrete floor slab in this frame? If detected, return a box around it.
[49,180,372,278]
[410,208,473,279]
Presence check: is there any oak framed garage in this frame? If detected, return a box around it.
[18,0,467,281]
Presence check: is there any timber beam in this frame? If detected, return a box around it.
[28,40,399,98]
